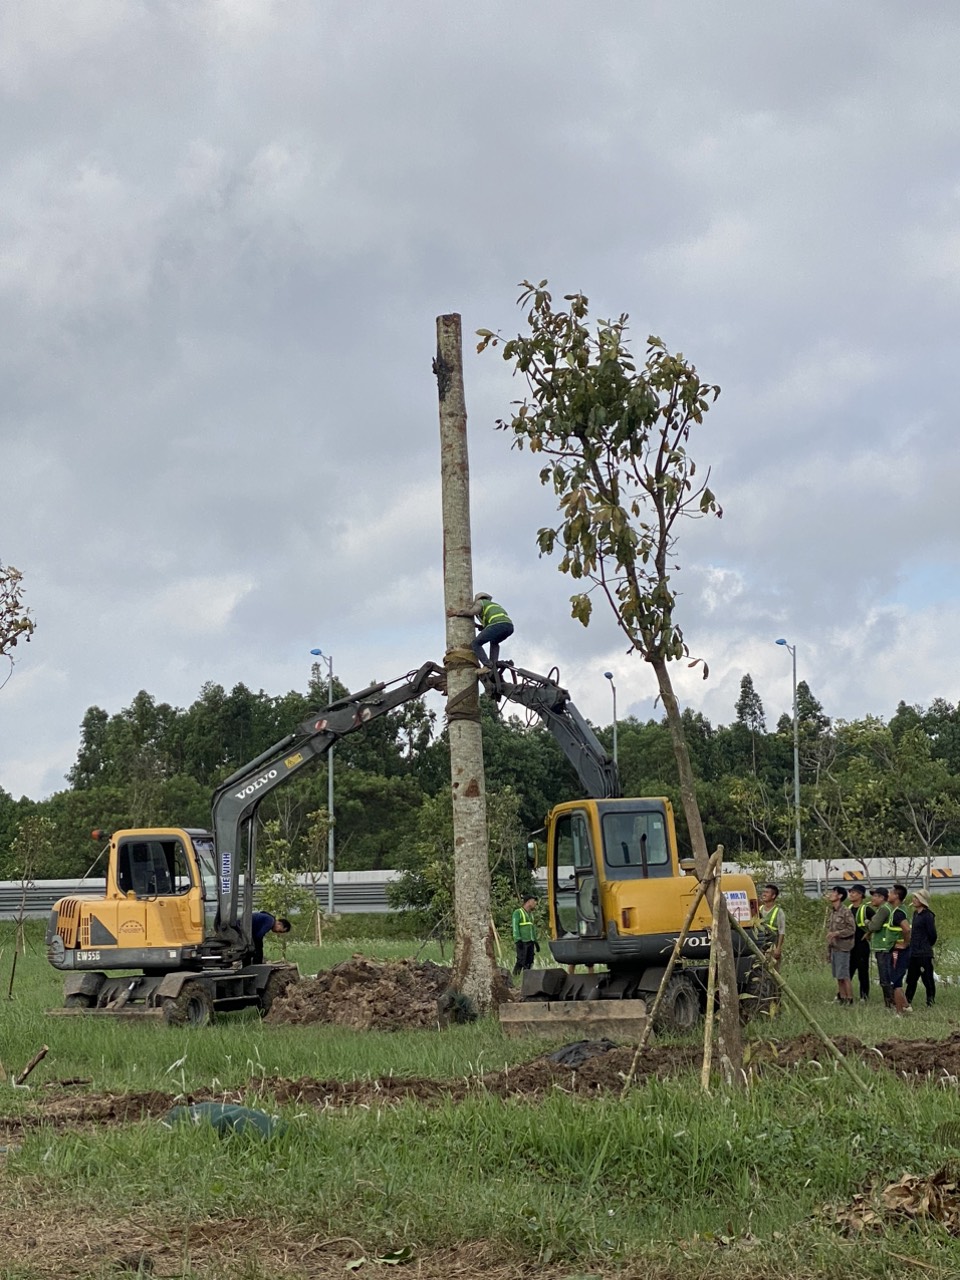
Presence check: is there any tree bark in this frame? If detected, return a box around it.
[650,655,743,1080]
[435,313,498,1011]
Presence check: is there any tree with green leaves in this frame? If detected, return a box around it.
[735,674,766,734]
[0,560,34,684]
[9,814,56,952]
[389,785,532,953]
[808,717,960,875]
[730,673,767,779]
[256,818,314,944]
[482,280,744,1078]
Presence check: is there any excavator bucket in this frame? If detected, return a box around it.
[498,969,648,1041]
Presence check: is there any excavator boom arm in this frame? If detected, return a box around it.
[494,664,621,799]
[209,661,446,954]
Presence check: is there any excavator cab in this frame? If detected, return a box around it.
[546,797,695,969]
[46,828,212,974]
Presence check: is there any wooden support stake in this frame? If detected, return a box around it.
[700,870,724,1092]
[727,916,866,1088]
[620,848,723,1097]
[14,1045,49,1086]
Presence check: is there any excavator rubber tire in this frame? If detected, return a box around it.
[739,961,779,1024]
[258,968,298,1019]
[63,993,93,1010]
[163,982,214,1028]
[652,974,700,1035]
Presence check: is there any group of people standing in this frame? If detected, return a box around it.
[760,880,939,1015]
[829,885,942,1013]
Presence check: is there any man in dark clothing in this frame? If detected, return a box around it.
[887,886,913,1014]
[847,884,874,1001]
[905,890,938,1008]
[251,911,291,964]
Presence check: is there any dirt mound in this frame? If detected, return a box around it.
[266,956,462,1030]
[256,1030,960,1106]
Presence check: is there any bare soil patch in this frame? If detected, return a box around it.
[0,1194,535,1280]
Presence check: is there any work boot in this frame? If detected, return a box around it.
[881,985,894,1009]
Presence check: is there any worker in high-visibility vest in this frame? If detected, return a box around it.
[755,883,784,967]
[450,592,514,675]
[847,883,874,1001]
[511,894,539,975]
[865,887,900,1009]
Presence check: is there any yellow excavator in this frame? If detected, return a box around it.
[488,663,768,1037]
[45,663,447,1024]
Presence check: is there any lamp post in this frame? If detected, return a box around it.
[775,638,802,864]
[603,671,618,768]
[310,647,336,913]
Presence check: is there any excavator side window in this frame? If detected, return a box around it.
[165,840,193,894]
[553,811,599,933]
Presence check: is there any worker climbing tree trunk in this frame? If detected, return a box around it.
[435,312,499,1013]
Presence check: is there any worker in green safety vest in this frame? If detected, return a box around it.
[865,886,900,1009]
[511,894,539,975]
[755,883,784,967]
[450,592,514,675]
[847,883,874,1001]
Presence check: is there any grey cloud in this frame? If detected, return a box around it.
[3,1,960,798]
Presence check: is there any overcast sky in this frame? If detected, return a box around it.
[2,1,959,801]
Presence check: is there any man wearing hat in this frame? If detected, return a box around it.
[905,889,938,1008]
[847,884,874,1001]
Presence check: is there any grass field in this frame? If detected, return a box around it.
[3,908,960,1280]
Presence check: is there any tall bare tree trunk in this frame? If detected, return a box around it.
[651,656,743,1080]
[435,313,498,1011]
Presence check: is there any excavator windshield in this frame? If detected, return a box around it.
[601,808,671,878]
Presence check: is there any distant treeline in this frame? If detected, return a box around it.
[3,673,960,882]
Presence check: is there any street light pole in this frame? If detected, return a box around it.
[310,647,336,913]
[775,638,802,864]
[603,671,618,768]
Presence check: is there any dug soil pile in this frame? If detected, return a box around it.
[265,956,464,1031]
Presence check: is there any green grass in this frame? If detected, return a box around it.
[4,917,960,1278]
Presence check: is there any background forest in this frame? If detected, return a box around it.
[4,671,960,896]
